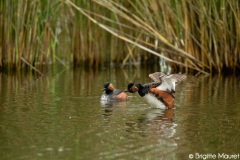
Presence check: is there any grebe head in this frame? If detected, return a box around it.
[125,83,139,93]
[103,82,114,92]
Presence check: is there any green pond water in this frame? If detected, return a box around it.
[0,66,240,160]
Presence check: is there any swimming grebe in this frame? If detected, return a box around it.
[125,72,186,109]
[100,82,128,101]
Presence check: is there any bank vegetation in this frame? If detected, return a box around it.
[1,0,239,74]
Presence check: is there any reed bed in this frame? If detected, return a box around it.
[1,0,239,74]
[0,0,62,74]
[65,0,240,74]
[65,0,158,68]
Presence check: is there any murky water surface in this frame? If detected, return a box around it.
[0,67,240,159]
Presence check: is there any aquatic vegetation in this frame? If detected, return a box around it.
[0,0,62,74]
[66,0,240,74]
[1,0,239,74]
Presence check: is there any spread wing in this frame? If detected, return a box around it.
[142,82,161,88]
[149,72,167,82]
[149,72,187,93]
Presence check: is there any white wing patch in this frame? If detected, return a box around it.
[149,72,186,93]
[157,76,176,92]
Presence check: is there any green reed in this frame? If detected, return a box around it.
[65,0,157,68]
[65,0,240,74]
[0,0,61,74]
[1,0,239,74]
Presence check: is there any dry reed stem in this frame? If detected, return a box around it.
[20,57,44,76]
[65,0,209,74]
[1,0,239,74]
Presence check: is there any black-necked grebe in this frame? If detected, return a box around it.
[100,82,128,101]
[125,72,186,109]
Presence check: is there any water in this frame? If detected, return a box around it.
[0,66,240,160]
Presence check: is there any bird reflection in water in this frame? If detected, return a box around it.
[126,108,176,139]
[100,100,127,118]
[139,108,176,138]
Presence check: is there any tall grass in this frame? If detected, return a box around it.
[0,0,62,74]
[1,0,239,74]
[65,0,240,74]
[64,0,158,68]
